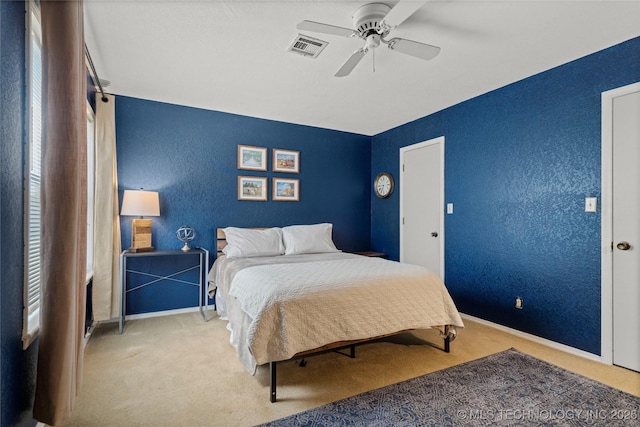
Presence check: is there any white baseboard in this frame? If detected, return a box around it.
[125,306,202,321]
[460,313,605,364]
[99,306,202,325]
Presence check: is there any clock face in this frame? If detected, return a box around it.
[375,173,393,198]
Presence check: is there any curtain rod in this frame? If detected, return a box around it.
[84,44,108,103]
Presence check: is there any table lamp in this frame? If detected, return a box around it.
[120,189,160,252]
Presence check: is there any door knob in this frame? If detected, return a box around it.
[616,241,631,251]
[431,232,438,237]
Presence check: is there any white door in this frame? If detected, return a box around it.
[612,89,640,372]
[400,137,444,278]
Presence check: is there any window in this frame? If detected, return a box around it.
[23,1,42,348]
[86,105,95,282]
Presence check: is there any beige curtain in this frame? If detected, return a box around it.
[34,1,87,425]
[92,94,122,321]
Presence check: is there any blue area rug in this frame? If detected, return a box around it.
[258,348,639,426]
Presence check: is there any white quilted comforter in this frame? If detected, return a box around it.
[208,253,464,374]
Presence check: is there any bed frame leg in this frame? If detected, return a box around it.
[350,344,356,358]
[270,361,277,403]
[444,335,450,353]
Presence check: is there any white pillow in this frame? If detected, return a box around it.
[282,223,340,255]
[222,227,284,258]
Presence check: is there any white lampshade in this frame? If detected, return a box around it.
[120,190,160,217]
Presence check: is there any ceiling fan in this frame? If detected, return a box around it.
[297,1,440,77]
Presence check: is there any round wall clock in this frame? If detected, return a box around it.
[374,172,394,198]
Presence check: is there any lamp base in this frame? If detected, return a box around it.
[131,218,154,251]
[126,246,155,253]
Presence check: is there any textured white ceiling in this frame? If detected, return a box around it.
[84,1,640,136]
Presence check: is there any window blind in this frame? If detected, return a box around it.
[25,12,42,342]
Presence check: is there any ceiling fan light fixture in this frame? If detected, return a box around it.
[365,34,381,50]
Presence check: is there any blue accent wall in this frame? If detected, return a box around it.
[116,97,371,313]
[371,37,640,355]
[1,1,39,426]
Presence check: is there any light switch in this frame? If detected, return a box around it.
[585,197,597,212]
[447,203,454,214]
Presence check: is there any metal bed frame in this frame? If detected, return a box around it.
[268,332,451,402]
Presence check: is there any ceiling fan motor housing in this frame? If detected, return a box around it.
[352,2,391,39]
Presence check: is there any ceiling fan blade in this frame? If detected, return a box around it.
[335,49,368,77]
[382,1,427,28]
[387,38,440,61]
[297,20,356,38]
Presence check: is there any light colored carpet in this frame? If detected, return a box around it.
[61,311,639,426]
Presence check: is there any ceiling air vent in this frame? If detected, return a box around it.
[288,34,328,59]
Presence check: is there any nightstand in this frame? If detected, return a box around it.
[119,248,209,334]
[354,251,387,258]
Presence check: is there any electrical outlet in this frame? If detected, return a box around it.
[515,297,523,309]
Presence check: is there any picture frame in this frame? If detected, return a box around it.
[238,176,267,201]
[238,145,267,171]
[273,148,300,173]
[273,178,299,202]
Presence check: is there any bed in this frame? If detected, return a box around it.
[207,224,464,402]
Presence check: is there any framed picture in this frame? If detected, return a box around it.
[238,145,267,171]
[273,148,300,173]
[238,176,267,201]
[273,178,299,202]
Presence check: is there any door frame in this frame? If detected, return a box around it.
[600,82,640,365]
[399,136,445,280]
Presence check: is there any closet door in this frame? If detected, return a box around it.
[400,137,444,279]
[612,89,640,372]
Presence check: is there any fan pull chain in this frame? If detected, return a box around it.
[372,48,376,73]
